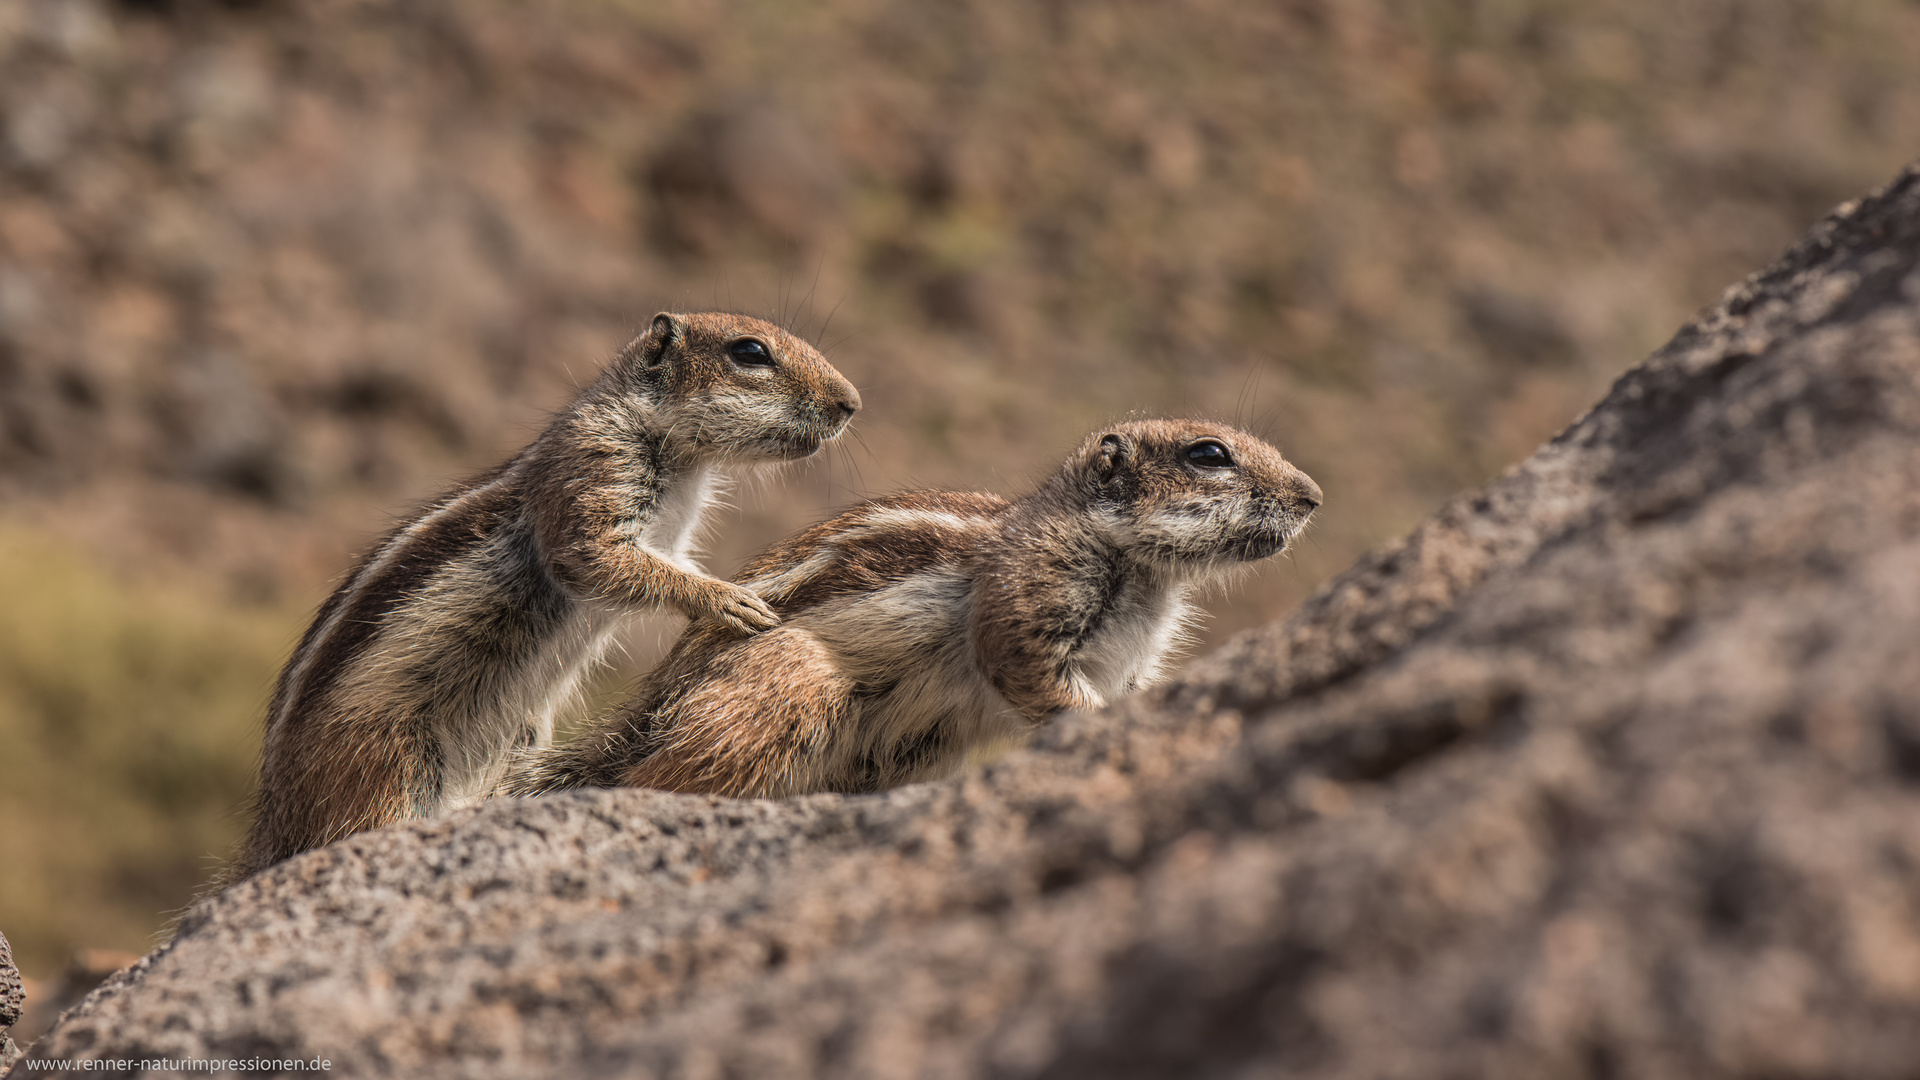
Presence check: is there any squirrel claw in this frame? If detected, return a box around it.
[712,587,780,634]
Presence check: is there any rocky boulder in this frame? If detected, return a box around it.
[14,161,1920,1078]
[0,932,22,1072]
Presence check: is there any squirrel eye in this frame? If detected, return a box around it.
[1187,440,1234,468]
[728,339,775,367]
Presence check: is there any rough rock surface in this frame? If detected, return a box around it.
[0,932,21,1072]
[15,162,1920,1078]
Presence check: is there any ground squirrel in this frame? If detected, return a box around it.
[239,312,860,876]
[503,419,1320,799]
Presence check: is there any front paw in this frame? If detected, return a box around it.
[705,584,781,634]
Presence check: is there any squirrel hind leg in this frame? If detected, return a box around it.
[240,722,419,877]
[618,626,854,799]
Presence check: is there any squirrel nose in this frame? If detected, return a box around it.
[836,385,863,420]
[1296,475,1323,512]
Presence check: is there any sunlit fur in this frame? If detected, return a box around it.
[237,312,860,878]
[504,419,1321,800]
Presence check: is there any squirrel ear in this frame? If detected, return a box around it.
[644,313,679,366]
[1097,433,1129,471]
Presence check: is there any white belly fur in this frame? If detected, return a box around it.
[642,464,718,568]
[446,466,721,807]
[1065,581,1194,703]
[437,604,622,810]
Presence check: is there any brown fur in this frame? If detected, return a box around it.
[237,312,859,878]
[504,419,1321,800]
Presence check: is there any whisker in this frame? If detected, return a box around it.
[800,256,825,338]
[818,291,848,349]
[823,326,865,354]
[1234,359,1262,430]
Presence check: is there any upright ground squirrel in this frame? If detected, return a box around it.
[241,312,859,875]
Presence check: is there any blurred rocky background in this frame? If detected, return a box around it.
[0,0,1916,997]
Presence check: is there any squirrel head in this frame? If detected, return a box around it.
[622,312,862,462]
[1066,418,1322,572]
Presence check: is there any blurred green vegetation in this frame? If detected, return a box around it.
[0,526,301,976]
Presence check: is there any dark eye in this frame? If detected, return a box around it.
[1187,441,1234,468]
[728,339,775,367]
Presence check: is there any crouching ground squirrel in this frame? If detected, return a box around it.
[503,419,1321,799]
[239,312,860,876]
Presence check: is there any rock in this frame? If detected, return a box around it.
[17,161,1920,1078]
[0,931,21,1072]
[3,949,141,1057]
